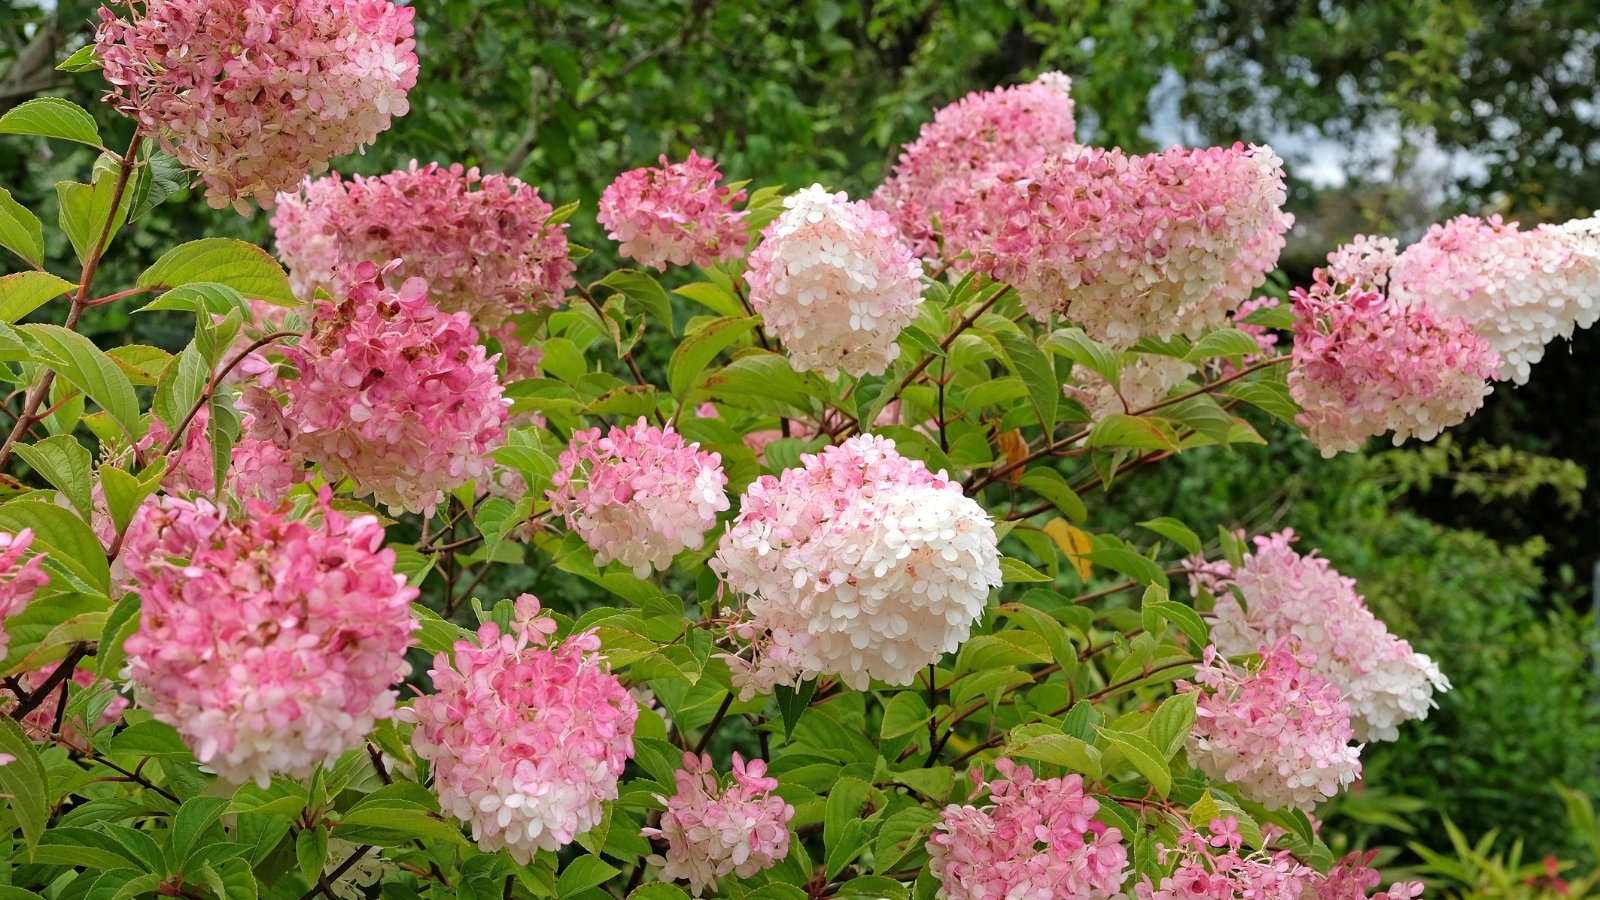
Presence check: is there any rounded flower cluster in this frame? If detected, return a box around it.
[871,72,1077,260]
[407,594,638,863]
[744,185,925,378]
[1184,643,1362,811]
[1316,851,1425,900]
[1137,819,1314,900]
[0,530,49,661]
[712,435,1002,692]
[96,0,418,211]
[12,667,128,746]
[120,492,417,787]
[597,151,749,271]
[1324,235,1400,293]
[1210,530,1451,742]
[138,405,305,502]
[972,143,1292,347]
[641,752,795,896]
[1388,214,1600,384]
[271,161,575,324]
[548,419,730,577]
[928,759,1128,900]
[1064,354,1193,420]
[280,262,508,514]
[1289,278,1498,456]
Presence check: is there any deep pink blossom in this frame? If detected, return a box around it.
[96,0,418,211]
[597,151,749,270]
[0,530,49,662]
[407,595,638,863]
[641,752,794,895]
[1137,819,1314,900]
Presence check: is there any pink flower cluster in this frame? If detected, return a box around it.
[548,419,730,577]
[1184,643,1362,811]
[271,161,576,325]
[745,185,925,378]
[972,143,1292,347]
[280,262,508,513]
[0,530,49,661]
[13,667,128,746]
[641,752,795,895]
[928,759,1128,900]
[138,406,305,503]
[96,0,418,211]
[407,595,638,863]
[121,492,417,787]
[1385,214,1600,384]
[713,435,1001,693]
[1211,530,1450,742]
[871,72,1077,261]
[1289,277,1498,456]
[1324,235,1399,294]
[1317,851,1425,900]
[1137,818,1314,900]
[597,151,749,271]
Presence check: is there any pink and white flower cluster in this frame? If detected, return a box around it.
[713,435,1001,693]
[139,406,305,503]
[745,185,925,378]
[1289,276,1498,456]
[1211,530,1450,742]
[407,594,638,863]
[871,72,1077,261]
[271,161,575,325]
[928,759,1128,900]
[641,752,794,895]
[279,262,508,513]
[972,143,1292,347]
[597,151,749,270]
[548,419,730,577]
[96,0,418,211]
[121,492,417,788]
[0,529,49,661]
[1138,819,1313,900]
[1184,643,1362,811]
[1064,354,1193,420]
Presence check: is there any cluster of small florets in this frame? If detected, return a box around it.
[279,262,508,513]
[229,396,310,504]
[548,419,730,577]
[871,72,1077,260]
[271,161,575,324]
[12,667,128,746]
[1064,354,1193,420]
[972,143,1292,347]
[1385,214,1600,384]
[744,185,925,378]
[1137,818,1316,900]
[1316,851,1425,900]
[928,759,1128,900]
[1209,530,1451,742]
[641,752,795,896]
[137,405,304,502]
[1289,277,1498,456]
[1324,235,1400,293]
[120,492,417,788]
[407,594,638,864]
[1184,643,1362,811]
[0,530,49,661]
[713,434,1001,692]
[597,151,749,271]
[96,0,418,211]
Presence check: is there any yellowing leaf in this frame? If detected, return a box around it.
[997,429,1028,484]
[1044,519,1093,582]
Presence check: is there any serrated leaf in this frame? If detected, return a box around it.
[136,238,296,306]
[999,556,1051,583]
[1225,378,1299,423]
[556,855,618,897]
[995,330,1058,431]
[669,316,755,396]
[0,500,109,594]
[56,174,132,264]
[19,323,143,440]
[296,827,329,887]
[775,679,817,739]
[56,44,101,72]
[0,98,102,147]
[1085,413,1181,451]
[879,691,932,740]
[1096,727,1172,798]
[0,270,68,324]
[15,434,93,517]
[335,809,468,846]
[1008,731,1103,777]
[1019,468,1087,521]
[0,187,44,267]
[153,344,208,432]
[1149,691,1198,761]
[1183,328,1263,363]
[595,270,674,333]
[1046,328,1121,383]
[673,281,742,317]
[129,150,186,220]
[170,796,230,868]
[0,718,48,850]
[1138,517,1202,555]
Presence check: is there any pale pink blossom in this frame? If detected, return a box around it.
[96,0,418,211]
[641,752,794,895]
[1137,819,1315,900]
[1324,235,1400,293]
[597,151,749,270]
[11,667,128,746]
[0,529,50,662]
[1314,850,1426,900]
[407,595,638,863]
[121,491,417,787]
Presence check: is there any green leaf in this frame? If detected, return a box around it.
[1008,730,1103,777]
[153,344,209,431]
[873,807,939,874]
[19,323,143,440]
[673,282,742,318]
[628,886,692,900]
[0,190,45,268]
[107,720,192,758]
[136,238,296,306]
[199,858,258,900]
[1183,328,1263,363]
[595,270,674,333]
[1096,727,1172,798]
[879,691,932,740]
[137,283,253,319]
[1225,378,1299,423]
[170,796,230,868]
[0,718,47,850]
[0,98,102,148]
[100,465,160,540]
[56,174,133,264]
[556,855,619,897]
[15,434,94,518]
[669,316,755,397]
[1146,600,1209,647]
[128,150,186,221]
[823,777,871,876]
[995,330,1058,431]
[1148,691,1198,761]
[999,556,1051,583]
[296,827,329,887]
[1138,517,1202,555]
[1019,468,1087,521]
[1046,328,1121,383]
[775,679,817,739]
[1085,413,1181,452]
[95,592,140,680]
[56,44,101,72]
[0,269,72,321]
[0,500,110,594]
[335,809,468,846]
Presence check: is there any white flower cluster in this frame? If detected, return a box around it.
[745,185,925,378]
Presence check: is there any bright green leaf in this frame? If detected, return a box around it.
[0,98,102,148]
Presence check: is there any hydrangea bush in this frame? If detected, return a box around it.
[0,5,1595,898]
